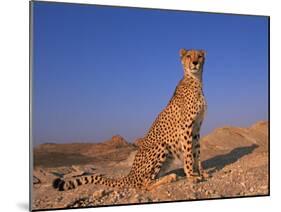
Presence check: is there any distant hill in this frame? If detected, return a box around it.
[34,135,136,167]
[201,120,268,160]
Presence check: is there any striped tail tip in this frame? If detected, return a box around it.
[52,178,65,191]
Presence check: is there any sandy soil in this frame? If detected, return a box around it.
[32,121,269,210]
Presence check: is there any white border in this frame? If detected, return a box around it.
[0,0,280,212]
[37,0,271,16]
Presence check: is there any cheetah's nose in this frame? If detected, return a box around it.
[193,61,198,65]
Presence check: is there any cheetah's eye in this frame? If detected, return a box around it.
[186,55,191,58]
[198,55,203,58]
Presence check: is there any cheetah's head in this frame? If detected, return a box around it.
[180,49,206,78]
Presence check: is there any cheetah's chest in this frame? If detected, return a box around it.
[197,95,207,121]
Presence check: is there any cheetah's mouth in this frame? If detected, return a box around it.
[190,69,199,73]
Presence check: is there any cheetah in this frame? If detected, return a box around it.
[53,49,208,191]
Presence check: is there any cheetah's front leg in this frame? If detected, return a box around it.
[180,127,200,183]
[192,133,209,179]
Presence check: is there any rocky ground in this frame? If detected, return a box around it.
[32,121,269,210]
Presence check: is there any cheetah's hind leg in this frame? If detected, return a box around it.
[146,173,177,191]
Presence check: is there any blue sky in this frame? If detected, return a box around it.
[32,2,269,144]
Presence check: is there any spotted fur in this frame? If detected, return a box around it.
[53,49,208,191]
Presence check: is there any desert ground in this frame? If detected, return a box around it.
[32,121,269,210]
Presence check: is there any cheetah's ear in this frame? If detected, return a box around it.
[200,50,206,57]
[179,48,187,58]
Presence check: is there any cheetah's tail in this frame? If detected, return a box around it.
[52,174,128,191]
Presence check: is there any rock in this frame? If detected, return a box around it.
[33,176,41,184]
[224,169,232,174]
[166,191,171,197]
[92,190,106,199]
[209,190,216,194]
[146,197,153,202]
[104,135,129,148]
